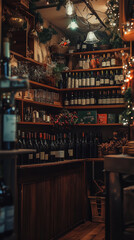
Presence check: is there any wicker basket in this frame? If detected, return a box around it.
[88,196,105,223]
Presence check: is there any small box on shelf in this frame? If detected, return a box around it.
[77,110,97,124]
[97,114,107,124]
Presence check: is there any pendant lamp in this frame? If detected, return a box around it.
[84,31,99,44]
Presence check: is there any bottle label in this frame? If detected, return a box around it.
[91,98,95,104]
[68,149,73,157]
[103,99,107,105]
[120,75,124,81]
[74,99,78,105]
[106,61,110,67]
[72,79,75,88]
[43,115,46,121]
[82,44,86,50]
[107,98,111,104]
[116,98,120,104]
[64,100,69,106]
[98,99,101,104]
[55,151,59,158]
[82,99,86,105]
[78,99,81,105]
[86,78,90,86]
[115,74,118,81]
[40,152,45,161]
[36,153,39,159]
[90,78,95,86]
[96,81,100,86]
[75,80,79,88]
[105,78,109,84]
[102,62,106,67]
[110,80,114,85]
[82,78,86,86]
[111,59,116,66]
[86,99,90,105]
[3,114,16,142]
[28,153,33,160]
[59,150,64,159]
[120,98,124,104]
[79,60,83,68]
[50,151,55,156]
[46,116,50,122]
[70,99,74,105]
[45,154,48,161]
[67,77,71,88]
[100,78,104,85]
[111,99,115,104]
[78,79,81,87]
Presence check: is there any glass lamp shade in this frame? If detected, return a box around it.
[65,0,74,16]
[67,20,79,30]
[84,31,99,44]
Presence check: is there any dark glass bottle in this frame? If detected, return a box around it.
[1,37,11,78]
[43,133,49,162]
[27,132,34,164]
[39,133,45,163]
[58,133,65,161]
[50,135,55,162]
[2,93,16,150]
[67,132,74,160]
[33,132,40,163]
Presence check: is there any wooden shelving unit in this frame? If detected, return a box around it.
[10,50,45,66]
[15,98,62,108]
[17,122,53,126]
[29,80,59,91]
[60,85,122,92]
[65,104,125,109]
[63,66,123,73]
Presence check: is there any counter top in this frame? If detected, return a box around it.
[104,154,134,174]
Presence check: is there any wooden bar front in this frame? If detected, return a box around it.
[17,160,87,240]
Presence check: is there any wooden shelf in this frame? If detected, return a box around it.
[0,149,36,156]
[60,85,122,92]
[15,98,62,108]
[17,122,53,126]
[67,47,130,56]
[76,123,124,126]
[10,50,45,66]
[65,104,125,109]
[17,159,85,169]
[64,66,123,73]
[86,158,104,161]
[29,80,59,91]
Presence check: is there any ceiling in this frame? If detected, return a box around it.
[35,0,107,42]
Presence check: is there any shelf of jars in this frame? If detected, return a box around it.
[29,80,59,91]
[65,104,125,109]
[60,86,122,92]
[15,98,62,108]
[66,47,130,56]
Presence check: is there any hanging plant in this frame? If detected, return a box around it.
[38,26,57,44]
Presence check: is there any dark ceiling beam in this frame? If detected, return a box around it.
[82,0,107,29]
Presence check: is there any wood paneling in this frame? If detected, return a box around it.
[18,161,87,240]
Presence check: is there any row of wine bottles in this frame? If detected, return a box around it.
[61,70,123,89]
[76,53,119,70]
[64,90,124,106]
[0,164,14,238]
[17,130,101,165]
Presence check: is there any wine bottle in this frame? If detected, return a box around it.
[76,36,81,52]
[43,133,49,162]
[50,135,55,162]
[2,93,16,150]
[1,37,11,78]
[39,133,45,163]
[27,132,34,164]
[67,133,74,160]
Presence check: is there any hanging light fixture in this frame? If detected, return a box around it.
[84,31,99,44]
[65,0,74,16]
[67,18,79,30]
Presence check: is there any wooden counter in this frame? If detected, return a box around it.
[17,159,87,240]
